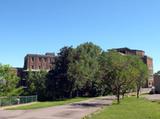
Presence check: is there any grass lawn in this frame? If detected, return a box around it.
[86,97,160,119]
[7,97,89,110]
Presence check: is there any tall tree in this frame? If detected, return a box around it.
[46,46,73,100]
[68,42,103,97]
[99,51,136,103]
[130,56,148,98]
[24,70,47,101]
[0,64,22,96]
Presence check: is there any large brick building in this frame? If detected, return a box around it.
[24,53,55,71]
[12,53,56,87]
[113,47,153,87]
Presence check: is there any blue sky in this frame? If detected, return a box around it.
[0,0,160,72]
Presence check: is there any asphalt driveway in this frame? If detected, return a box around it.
[0,96,115,119]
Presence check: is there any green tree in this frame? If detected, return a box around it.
[68,42,103,97]
[130,56,148,98]
[99,51,136,103]
[120,55,139,98]
[46,46,74,100]
[155,71,160,75]
[25,70,47,101]
[0,64,22,96]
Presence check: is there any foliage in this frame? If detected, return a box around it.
[99,51,148,103]
[46,46,73,100]
[2,42,149,103]
[99,51,131,103]
[68,42,103,97]
[129,56,148,98]
[0,64,22,96]
[46,43,104,100]
[42,43,148,102]
[24,70,47,101]
[155,71,160,75]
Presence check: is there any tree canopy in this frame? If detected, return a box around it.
[0,64,22,96]
[68,42,103,97]
[1,42,149,104]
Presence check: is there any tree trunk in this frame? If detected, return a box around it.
[70,91,73,98]
[117,94,120,104]
[137,87,140,99]
[117,88,120,104]
[76,90,79,97]
[122,93,125,99]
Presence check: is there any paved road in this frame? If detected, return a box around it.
[144,94,160,101]
[0,96,116,119]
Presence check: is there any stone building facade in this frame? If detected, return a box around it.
[113,47,153,87]
[24,53,55,71]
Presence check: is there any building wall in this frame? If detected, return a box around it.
[135,50,145,56]
[142,56,154,87]
[24,53,55,71]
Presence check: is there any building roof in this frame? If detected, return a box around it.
[143,55,153,60]
[25,53,55,58]
[112,47,144,53]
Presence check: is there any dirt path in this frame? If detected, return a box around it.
[0,96,115,119]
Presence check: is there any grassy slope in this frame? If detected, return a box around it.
[7,97,89,110]
[87,97,160,119]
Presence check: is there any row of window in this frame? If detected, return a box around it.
[30,57,53,63]
[30,65,53,69]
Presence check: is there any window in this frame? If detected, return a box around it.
[32,65,34,69]
[39,57,42,62]
[50,66,53,70]
[31,57,34,62]
[45,58,47,62]
[49,58,52,63]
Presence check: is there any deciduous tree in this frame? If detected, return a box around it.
[0,64,22,96]
[68,42,103,97]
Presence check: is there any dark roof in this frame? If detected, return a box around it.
[25,53,55,58]
[111,47,144,52]
[143,55,152,60]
